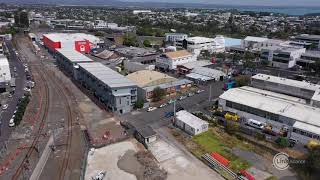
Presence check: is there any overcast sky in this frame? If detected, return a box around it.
[123,0,320,7]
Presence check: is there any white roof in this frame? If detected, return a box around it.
[191,67,226,78]
[78,62,136,88]
[293,121,320,135]
[244,36,269,42]
[252,74,320,92]
[181,60,212,69]
[176,110,209,129]
[219,86,320,128]
[43,33,101,44]
[186,36,215,44]
[0,55,11,82]
[56,48,94,63]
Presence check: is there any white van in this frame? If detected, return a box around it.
[246,119,265,130]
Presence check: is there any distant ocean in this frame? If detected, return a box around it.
[232,6,320,16]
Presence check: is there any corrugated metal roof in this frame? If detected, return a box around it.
[176,110,209,129]
[78,62,136,88]
[56,48,94,63]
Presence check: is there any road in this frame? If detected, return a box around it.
[121,81,224,129]
[0,40,26,145]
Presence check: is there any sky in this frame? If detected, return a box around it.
[122,0,320,7]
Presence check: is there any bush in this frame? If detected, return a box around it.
[152,87,166,102]
[134,100,144,109]
[14,95,30,125]
[225,121,239,134]
[143,39,151,47]
[275,137,289,148]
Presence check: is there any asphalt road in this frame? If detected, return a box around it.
[121,81,224,129]
[0,40,26,145]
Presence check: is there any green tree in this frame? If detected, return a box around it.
[275,137,289,148]
[143,39,151,47]
[152,87,166,102]
[235,75,251,87]
[14,10,29,28]
[134,100,144,109]
[123,33,138,47]
[94,31,104,37]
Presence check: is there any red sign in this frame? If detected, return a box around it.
[75,40,90,53]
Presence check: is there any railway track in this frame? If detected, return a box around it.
[12,36,76,180]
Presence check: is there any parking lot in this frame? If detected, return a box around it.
[0,40,27,145]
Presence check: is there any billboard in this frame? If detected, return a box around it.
[75,40,90,53]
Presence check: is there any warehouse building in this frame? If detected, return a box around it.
[76,62,137,114]
[175,110,209,135]
[55,48,93,76]
[156,50,195,70]
[126,70,192,101]
[251,74,320,107]
[186,66,226,82]
[219,86,320,144]
[42,33,103,53]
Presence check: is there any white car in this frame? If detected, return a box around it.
[196,89,205,94]
[147,107,157,112]
[168,99,175,104]
[2,104,8,110]
[9,118,15,127]
[178,96,187,101]
[92,171,106,180]
[24,87,31,92]
[159,103,167,108]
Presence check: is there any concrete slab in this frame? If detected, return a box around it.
[85,139,138,180]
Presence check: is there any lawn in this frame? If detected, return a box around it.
[192,129,251,172]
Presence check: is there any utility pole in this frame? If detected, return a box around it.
[173,100,176,116]
[209,84,212,102]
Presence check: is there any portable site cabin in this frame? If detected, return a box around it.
[175,110,209,135]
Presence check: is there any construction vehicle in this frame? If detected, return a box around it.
[306,139,320,150]
[262,124,277,136]
[279,126,289,137]
[224,112,240,121]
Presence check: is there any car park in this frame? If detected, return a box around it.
[147,107,157,112]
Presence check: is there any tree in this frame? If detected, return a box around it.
[94,31,104,37]
[14,10,29,28]
[275,137,289,148]
[123,33,138,47]
[143,39,151,47]
[292,146,320,179]
[235,75,250,87]
[134,100,144,109]
[152,87,166,102]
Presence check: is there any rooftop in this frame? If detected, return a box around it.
[176,110,209,129]
[179,60,212,69]
[244,36,269,42]
[143,79,192,92]
[295,34,320,40]
[302,51,320,58]
[219,86,320,128]
[126,70,176,87]
[252,74,320,92]
[137,126,156,138]
[115,47,156,57]
[43,33,101,44]
[165,50,192,60]
[56,48,94,63]
[293,121,320,136]
[78,62,136,88]
[186,36,215,43]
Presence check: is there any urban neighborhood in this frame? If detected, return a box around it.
[0,1,320,180]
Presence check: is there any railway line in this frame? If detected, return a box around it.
[10,36,77,180]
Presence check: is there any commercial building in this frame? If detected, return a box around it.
[42,33,103,53]
[55,48,94,76]
[176,60,212,75]
[251,74,320,107]
[135,126,157,148]
[126,70,192,101]
[219,86,320,144]
[114,47,157,59]
[165,33,188,43]
[175,110,209,135]
[294,34,320,49]
[260,46,306,68]
[76,62,137,114]
[0,55,11,91]
[133,10,152,14]
[186,67,226,82]
[296,51,320,68]
[156,50,195,70]
[176,36,225,55]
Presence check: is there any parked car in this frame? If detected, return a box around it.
[9,118,15,127]
[168,99,175,104]
[178,96,187,101]
[159,103,167,108]
[1,104,8,110]
[147,107,157,112]
[165,111,174,118]
[92,171,106,180]
[196,89,205,94]
[188,92,195,97]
